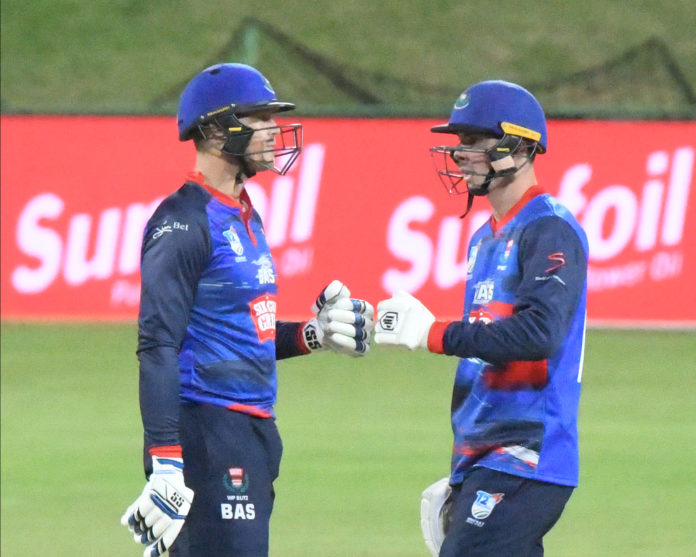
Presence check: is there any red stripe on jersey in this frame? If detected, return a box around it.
[227,403,273,419]
[487,301,514,317]
[484,359,549,390]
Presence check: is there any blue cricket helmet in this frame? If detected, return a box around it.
[431,80,547,153]
[177,63,295,141]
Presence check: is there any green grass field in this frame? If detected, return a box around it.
[2,1,696,117]
[1,323,695,556]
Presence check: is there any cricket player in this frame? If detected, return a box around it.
[120,63,374,557]
[375,80,588,556]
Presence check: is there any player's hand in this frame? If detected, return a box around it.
[120,456,194,557]
[302,280,374,357]
[374,291,435,350]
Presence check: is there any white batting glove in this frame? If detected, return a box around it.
[301,280,375,357]
[121,456,194,557]
[374,291,435,350]
[420,477,452,557]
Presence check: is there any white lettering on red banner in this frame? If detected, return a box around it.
[1,116,694,325]
[11,193,162,294]
[558,146,692,292]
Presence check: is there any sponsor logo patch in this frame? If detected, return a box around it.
[378,311,398,331]
[473,279,495,305]
[468,308,494,324]
[153,221,173,239]
[253,254,276,285]
[471,490,504,520]
[249,294,277,342]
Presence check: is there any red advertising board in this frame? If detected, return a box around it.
[2,115,695,326]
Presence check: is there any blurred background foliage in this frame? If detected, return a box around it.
[1,0,695,118]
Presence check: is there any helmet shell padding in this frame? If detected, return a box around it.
[177,63,295,141]
[431,80,547,153]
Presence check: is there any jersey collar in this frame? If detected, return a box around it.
[490,185,545,233]
[186,171,254,213]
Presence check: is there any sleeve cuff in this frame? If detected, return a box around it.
[149,445,182,458]
[297,321,312,354]
[427,321,454,354]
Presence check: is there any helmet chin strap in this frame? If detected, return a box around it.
[459,167,516,218]
[458,137,536,218]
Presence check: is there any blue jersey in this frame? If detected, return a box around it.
[432,187,588,487]
[137,175,306,454]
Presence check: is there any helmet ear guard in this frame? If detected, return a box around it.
[487,135,520,175]
[486,133,539,175]
[219,112,255,158]
[198,111,302,176]
[191,112,255,156]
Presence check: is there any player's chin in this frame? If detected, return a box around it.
[247,157,275,172]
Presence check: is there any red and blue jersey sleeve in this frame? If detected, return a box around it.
[439,215,587,364]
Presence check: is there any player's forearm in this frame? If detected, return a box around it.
[275,320,308,359]
[138,346,182,452]
[432,308,564,363]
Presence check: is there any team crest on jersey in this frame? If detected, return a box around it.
[249,293,277,342]
[224,467,250,493]
[253,255,276,285]
[469,490,504,523]
[223,226,244,256]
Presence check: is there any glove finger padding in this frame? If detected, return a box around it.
[327,307,373,330]
[312,279,351,314]
[144,519,184,557]
[323,298,374,356]
[121,457,194,554]
[325,331,370,356]
[148,512,171,541]
[326,320,369,339]
[305,281,374,356]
